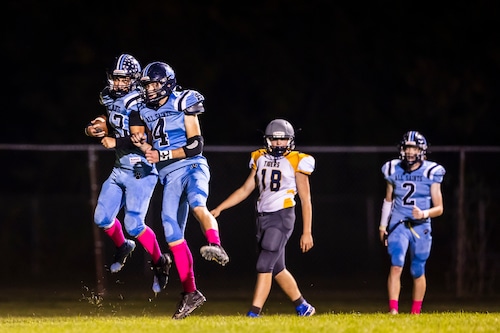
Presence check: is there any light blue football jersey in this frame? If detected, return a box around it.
[382,159,446,225]
[139,88,207,173]
[100,88,156,173]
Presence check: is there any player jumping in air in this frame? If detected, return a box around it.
[85,54,171,294]
[131,61,229,319]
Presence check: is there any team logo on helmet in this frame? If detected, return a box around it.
[107,54,141,98]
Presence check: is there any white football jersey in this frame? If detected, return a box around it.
[250,149,315,213]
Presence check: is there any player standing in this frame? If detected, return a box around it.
[378,131,446,314]
[131,61,229,319]
[210,119,316,317]
[85,54,171,293]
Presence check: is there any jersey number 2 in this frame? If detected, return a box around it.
[402,182,416,206]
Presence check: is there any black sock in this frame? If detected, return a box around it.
[293,296,305,307]
[249,305,261,314]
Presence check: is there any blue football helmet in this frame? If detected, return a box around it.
[106,54,141,98]
[399,130,428,170]
[140,61,177,106]
[264,119,296,157]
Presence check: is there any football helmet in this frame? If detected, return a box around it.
[399,130,428,170]
[106,54,141,98]
[264,119,295,157]
[140,61,177,106]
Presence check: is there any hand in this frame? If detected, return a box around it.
[299,233,313,253]
[210,208,221,218]
[86,123,106,138]
[145,149,160,163]
[379,229,388,246]
[130,133,146,146]
[100,137,116,149]
[412,206,428,219]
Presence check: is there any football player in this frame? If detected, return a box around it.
[131,61,229,319]
[85,54,171,294]
[379,131,446,314]
[210,119,316,317]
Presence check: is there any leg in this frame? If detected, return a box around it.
[196,206,229,265]
[386,226,410,314]
[94,169,135,273]
[412,274,426,300]
[170,240,206,320]
[409,224,432,314]
[186,164,229,265]
[124,172,170,291]
[388,265,403,313]
[123,173,161,262]
[411,275,426,314]
[274,269,301,301]
[251,272,273,309]
[275,269,315,316]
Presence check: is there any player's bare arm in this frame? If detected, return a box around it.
[210,169,257,218]
[296,171,313,253]
[429,182,444,217]
[411,183,443,220]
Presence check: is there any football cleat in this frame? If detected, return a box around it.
[151,253,172,293]
[200,243,229,266]
[172,290,206,319]
[110,239,136,273]
[296,301,316,317]
[246,311,260,318]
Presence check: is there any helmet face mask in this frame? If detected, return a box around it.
[107,54,141,98]
[140,62,176,106]
[264,119,295,157]
[399,131,428,171]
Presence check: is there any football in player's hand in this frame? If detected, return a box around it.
[92,117,108,135]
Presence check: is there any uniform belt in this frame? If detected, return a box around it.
[257,212,274,217]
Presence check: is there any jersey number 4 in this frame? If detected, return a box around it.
[152,118,170,146]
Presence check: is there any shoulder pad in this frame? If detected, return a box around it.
[99,87,113,106]
[123,89,143,110]
[175,89,205,114]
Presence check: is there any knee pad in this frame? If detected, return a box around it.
[94,212,113,229]
[261,227,283,252]
[410,259,426,278]
[256,228,286,273]
[256,251,274,273]
[410,251,429,278]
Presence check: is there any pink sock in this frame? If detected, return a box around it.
[136,226,161,263]
[411,300,423,314]
[389,299,398,313]
[205,229,221,245]
[104,218,125,247]
[170,240,196,293]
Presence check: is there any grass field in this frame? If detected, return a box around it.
[1,280,499,333]
[2,313,500,333]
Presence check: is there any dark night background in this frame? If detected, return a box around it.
[3,0,499,145]
[2,0,500,302]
